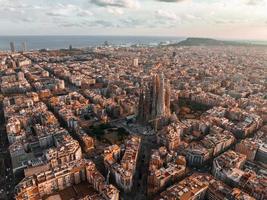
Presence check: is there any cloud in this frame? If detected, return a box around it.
[86,18,142,28]
[90,0,140,8]
[214,18,249,24]
[20,17,34,23]
[156,0,188,2]
[60,22,83,28]
[0,0,28,11]
[46,4,78,17]
[156,9,178,20]
[77,10,93,17]
[245,0,265,5]
[120,18,143,27]
[108,7,124,15]
[84,19,115,27]
[1,0,267,39]
[46,4,93,17]
[183,13,204,23]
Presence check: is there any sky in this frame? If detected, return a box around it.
[0,0,267,40]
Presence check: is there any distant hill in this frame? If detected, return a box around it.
[172,37,267,47]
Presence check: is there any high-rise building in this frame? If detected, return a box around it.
[10,42,15,52]
[22,42,27,52]
[138,73,171,123]
[133,58,139,67]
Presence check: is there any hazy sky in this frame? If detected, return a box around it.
[0,0,267,39]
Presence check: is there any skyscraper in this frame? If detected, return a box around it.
[10,42,15,52]
[138,73,171,123]
[22,42,27,52]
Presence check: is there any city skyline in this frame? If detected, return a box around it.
[0,0,267,40]
[0,1,266,200]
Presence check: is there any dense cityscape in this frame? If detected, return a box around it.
[0,40,266,200]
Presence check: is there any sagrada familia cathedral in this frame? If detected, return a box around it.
[138,73,171,124]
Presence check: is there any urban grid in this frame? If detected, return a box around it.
[0,40,266,200]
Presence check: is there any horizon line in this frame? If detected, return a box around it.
[0,35,267,42]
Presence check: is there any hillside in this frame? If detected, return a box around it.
[173,37,266,47]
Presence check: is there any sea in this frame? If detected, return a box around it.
[0,35,185,51]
